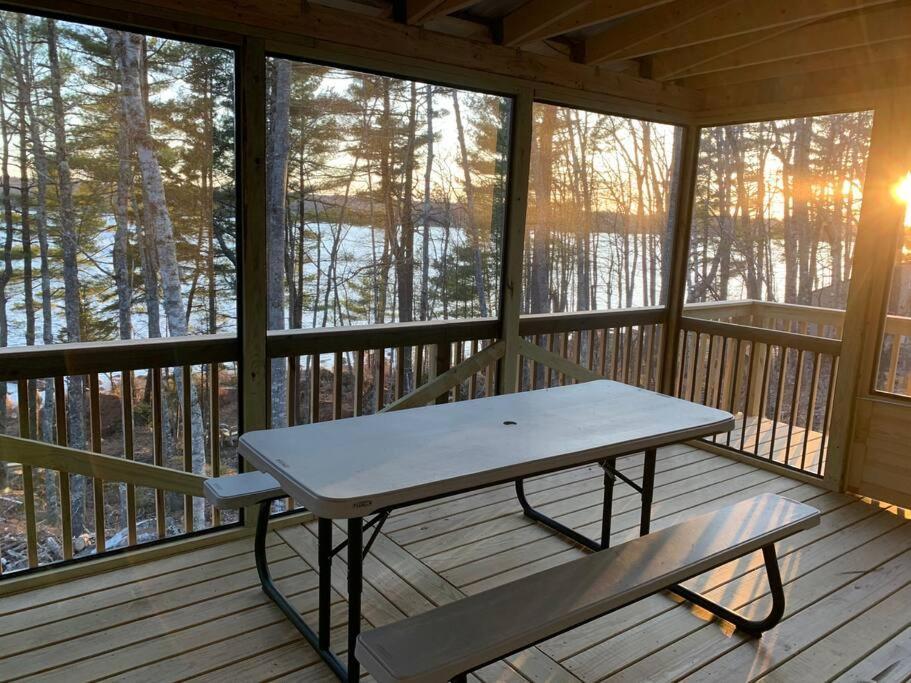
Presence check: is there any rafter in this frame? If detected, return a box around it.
[404,0,479,25]
[699,57,911,122]
[649,24,809,81]
[657,3,911,81]
[576,0,726,64]
[681,39,911,89]
[499,0,670,48]
[582,0,896,65]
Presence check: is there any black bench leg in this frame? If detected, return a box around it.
[669,543,786,636]
[451,675,468,683]
[254,500,349,680]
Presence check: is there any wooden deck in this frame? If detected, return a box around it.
[1,444,909,682]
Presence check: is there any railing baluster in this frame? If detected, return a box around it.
[545,334,554,387]
[688,332,702,403]
[702,334,716,406]
[725,339,742,448]
[738,341,756,452]
[572,330,582,384]
[818,355,839,476]
[634,325,645,387]
[644,325,655,389]
[801,352,821,472]
[89,373,105,553]
[769,346,788,464]
[288,356,299,427]
[53,375,74,559]
[120,370,138,544]
[395,346,405,401]
[310,353,321,423]
[209,364,220,528]
[334,351,344,420]
[181,366,193,533]
[469,339,479,399]
[886,333,901,393]
[623,325,633,385]
[611,328,621,381]
[598,328,608,377]
[586,329,596,372]
[675,330,688,398]
[355,350,365,417]
[485,340,494,396]
[415,344,424,389]
[17,379,38,568]
[784,349,805,468]
[754,343,773,456]
[152,368,166,540]
[714,337,729,411]
[376,348,386,411]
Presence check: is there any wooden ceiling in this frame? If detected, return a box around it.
[11,0,911,123]
[320,0,911,92]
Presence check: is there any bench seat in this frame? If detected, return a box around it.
[203,471,285,508]
[355,492,819,683]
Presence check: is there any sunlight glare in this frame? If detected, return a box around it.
[893,172,911,227]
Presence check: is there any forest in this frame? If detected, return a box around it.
[0,8,890,572]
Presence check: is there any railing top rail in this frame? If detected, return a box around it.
[0,334,239,381]
[680,316,842,356]
[266,317,500,357]
[519,306,665,335]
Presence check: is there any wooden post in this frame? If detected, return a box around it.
[239,36,268,436]
[496,88,534,394]
[659,124,701,395]
[239,38,268,526]
[831,93,911,492]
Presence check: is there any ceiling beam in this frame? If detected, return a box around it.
[404,0,479,25]
[582,0,897,65]
[698,57,911,124]
[499,0,671,48]
[576,0,730,65]
[681,39,911,89]
[656,3,911,81]
[649,24,809,81]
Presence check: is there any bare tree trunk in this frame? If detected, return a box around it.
[265,58,291,425]
[0,69,13,486]
[531,106,554,314]
[420,84,433,321]
[451,91,488,317]
[106,29,206,529]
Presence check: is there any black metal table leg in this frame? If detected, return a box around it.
[318,517,333,649]
[600,456,616,548]
[515,449,658,552]
[516,478,601,551]
[640,447,656,536]
[347,517,363,681]
[254,500,348,680]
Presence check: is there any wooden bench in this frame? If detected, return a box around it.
[203,471,285,508]
[355,493,819,683]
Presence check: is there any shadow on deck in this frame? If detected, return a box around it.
[0,444,909,682]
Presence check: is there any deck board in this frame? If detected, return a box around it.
[0,445,908,682]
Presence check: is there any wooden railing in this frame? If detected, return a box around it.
[0,336,239,574]
[676,316,841,477]
[516,307,665,392]
[3,299,908,576]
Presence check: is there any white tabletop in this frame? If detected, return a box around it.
[239,380,734,518]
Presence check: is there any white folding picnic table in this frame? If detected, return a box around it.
[238,380,734,681]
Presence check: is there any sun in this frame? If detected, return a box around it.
[894,172,911,228]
